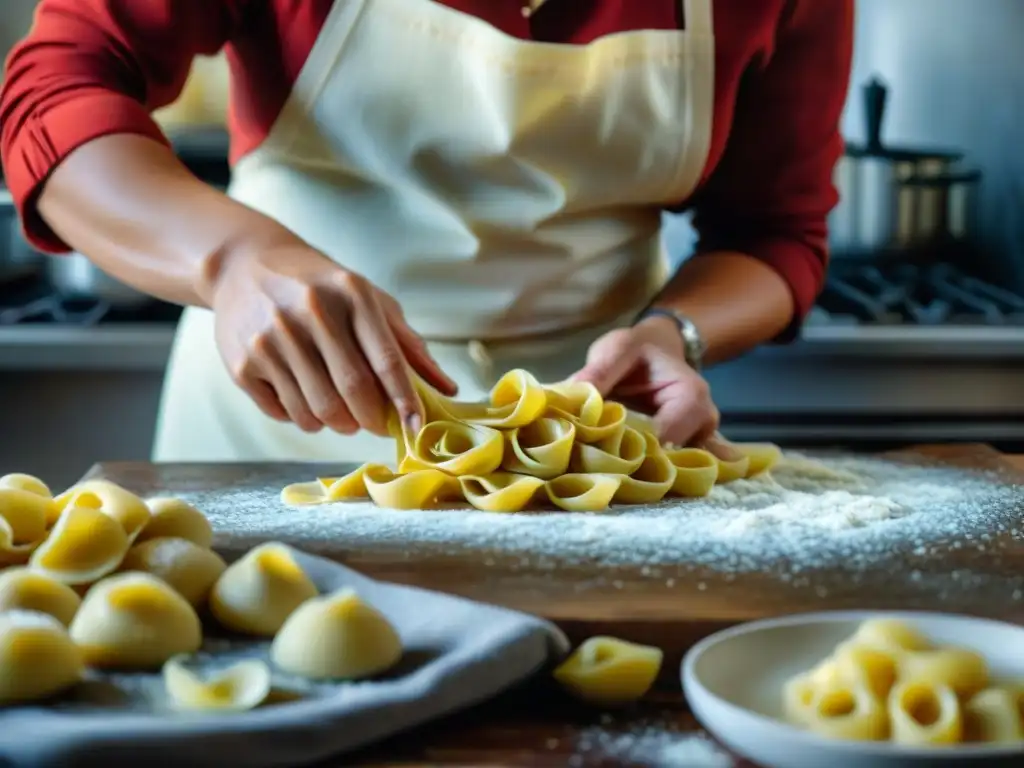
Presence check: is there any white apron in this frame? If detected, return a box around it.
[153,0,715,462]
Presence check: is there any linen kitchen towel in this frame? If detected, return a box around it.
[0,549,570,768]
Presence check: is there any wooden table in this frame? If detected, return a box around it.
[89,445,1024,767]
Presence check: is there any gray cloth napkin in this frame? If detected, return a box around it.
[0,549,569,768]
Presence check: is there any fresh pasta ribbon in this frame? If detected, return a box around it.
[737,442,782,477]
[572,426,646,475]
[545,474,621,512]
[459,472,545,513]
[543,381,626,443]
[609,432,676,504]
[502,418,575,479]
[414,369,547,428]
[280,368,790,513]
[362,465,461,510]
[663,448,719,498]
[713,454,750,484]
[398,421,503,476]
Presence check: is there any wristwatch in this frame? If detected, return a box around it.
[635,307,707,371]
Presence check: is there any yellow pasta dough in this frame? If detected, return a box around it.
[0,516,39,565]
[502,417,575,478]
[397,420,503,476]
[0,610,84,705]
[136,497,214,548]
[70,572,202,669]
[610,432,676,504]
[806,680,889,741]
[59,480,152,541]
[663,448,718,498]
[888,679,962,745]
[779,618,1011,748]
[545,474,622,512]
[163,656,272,712]
[736,443,782,477]
[417,368,547,428]
[30,505,130,585]
[0,473,53,500]
[898,647,989,699]
[964,687,1024,743]
[852,617,933,654]
[572,426,646,476]
[279,368,789,513]
[209,542,318,636]
[553,636,663,705]
[459,473,545,513]
[544,381,626,443]
[713,455,751,484]
[0,567,82,627]
[120,537,227,608]
[0,488,51,549]
[271,588,402,681]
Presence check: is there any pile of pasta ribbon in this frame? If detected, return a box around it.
[785,618,1024,745]
[281,369,780,512]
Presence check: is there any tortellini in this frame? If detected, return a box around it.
[30,505,130,585]
[136,497,214,548]
[780,617,1022,747]
[553,636,663,705]
[0,610,84,705]
[271,588,402,681]
[56,480,152,541]
[119,537,227,608]
[280,368,784,513]
[70,572,203,669]
[0,488,53,562]
[209,543,318,636]
[0,567,82,626]
[163,656,272,712]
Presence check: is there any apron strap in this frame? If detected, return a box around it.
[682,0,714,36]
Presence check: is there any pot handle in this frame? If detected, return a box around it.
[863,76,888,154]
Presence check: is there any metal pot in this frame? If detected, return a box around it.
[896,170,981,245]
[829,78,965,257]
[46,253,153,309]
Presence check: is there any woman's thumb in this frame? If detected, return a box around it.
[571,330,639,395]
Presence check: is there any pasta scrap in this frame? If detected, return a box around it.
[553,636,663,705]
[163,656,272,712]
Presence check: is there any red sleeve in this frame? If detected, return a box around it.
[690,0,854,339]
[0,0,244,253]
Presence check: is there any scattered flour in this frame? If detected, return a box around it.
[573,718,734,767]
[176,451,1024,573]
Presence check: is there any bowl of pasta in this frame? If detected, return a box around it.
[682,611,1024,768]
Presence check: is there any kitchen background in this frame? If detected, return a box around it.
[2,0,1023,488]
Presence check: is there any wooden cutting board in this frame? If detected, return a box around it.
[88,444,1024,684]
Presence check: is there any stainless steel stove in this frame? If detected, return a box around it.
[708,261,1024,447]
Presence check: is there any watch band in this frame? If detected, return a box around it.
[635,307,707,370]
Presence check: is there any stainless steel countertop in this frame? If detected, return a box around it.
[3,321,1024,371]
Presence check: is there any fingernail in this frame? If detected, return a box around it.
[405,412,422,434]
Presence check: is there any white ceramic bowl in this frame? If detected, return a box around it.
[682,610,1024,768]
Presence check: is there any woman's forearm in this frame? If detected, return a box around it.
[650,251,797,365]
[37,134,302,307]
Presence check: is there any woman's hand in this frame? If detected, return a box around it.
[571,317,742,460]
[208,242,457,436]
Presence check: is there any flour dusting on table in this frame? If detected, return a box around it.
[178,452,1024,572]
[572,715,734,766]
